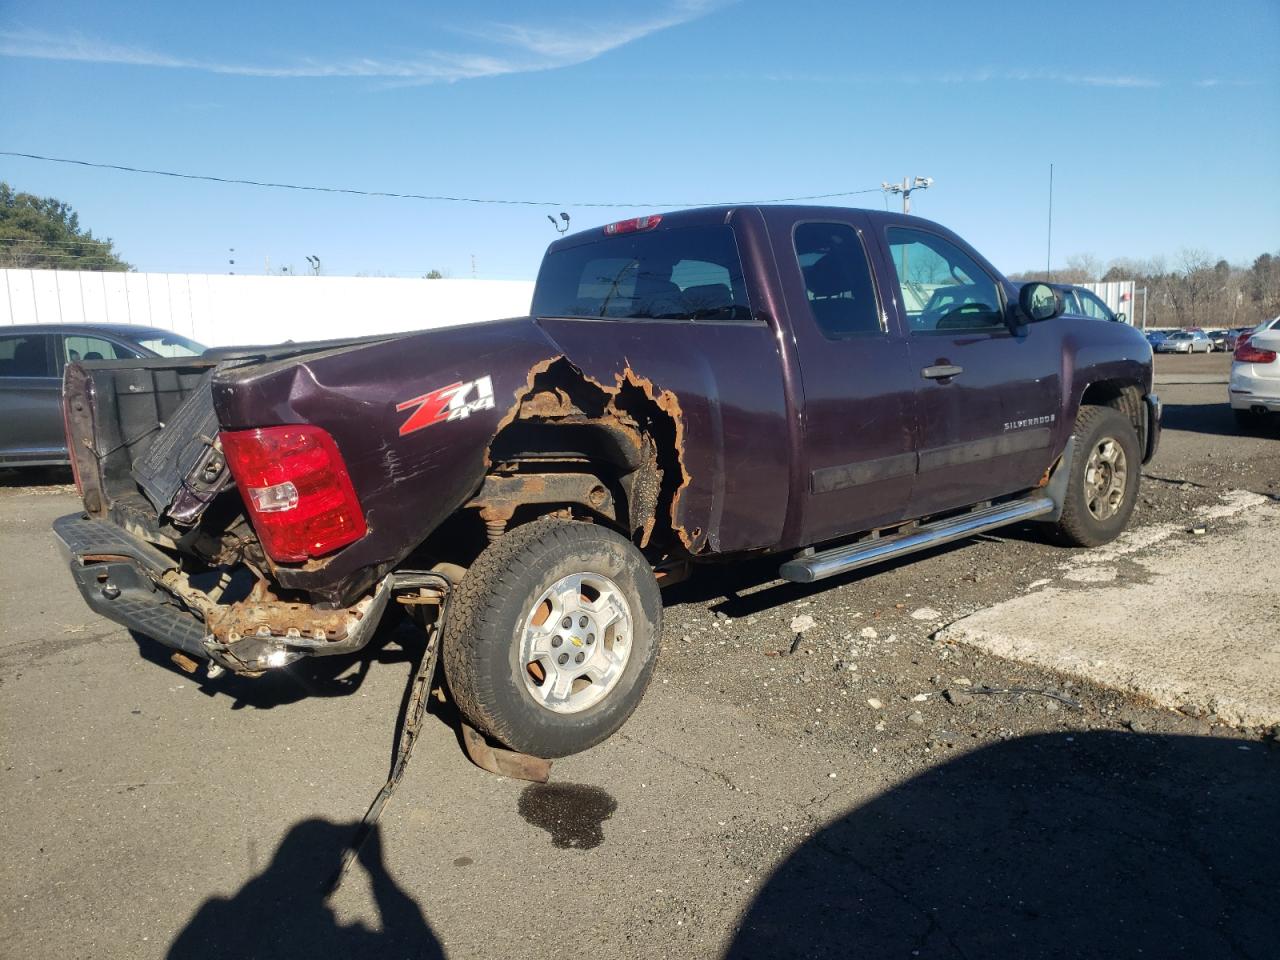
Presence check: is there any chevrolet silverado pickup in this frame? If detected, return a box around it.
[54,205,1160,758]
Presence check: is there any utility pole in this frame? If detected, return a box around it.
[881,176,934,214]
[471,254,477,279]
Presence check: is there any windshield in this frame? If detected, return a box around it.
[1169,333,1191,340]
[132,332,205,357]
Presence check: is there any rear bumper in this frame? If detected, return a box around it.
[52,512,392,674]
[1228,368,1280,413]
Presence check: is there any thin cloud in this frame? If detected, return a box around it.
[0,3,727,83]
[1193,78,1259,88]
[755,68,1161,88]
[942,68,1161,88]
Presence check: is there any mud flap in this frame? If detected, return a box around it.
[460,723,552,783]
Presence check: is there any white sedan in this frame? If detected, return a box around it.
[1229,328,1280,429]
[1156,331,1213,353]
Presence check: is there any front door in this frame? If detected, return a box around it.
[784,217,919,545]
[876,225,1062,518]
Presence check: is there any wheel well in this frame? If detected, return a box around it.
[1079,380,1144,436]
[476,357,691,556]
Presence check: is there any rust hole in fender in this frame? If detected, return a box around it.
[484,356,694,552]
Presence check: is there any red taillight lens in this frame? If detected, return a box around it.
[1234,343,1277,364]
[219,425,367,563]
[603,214,662,236]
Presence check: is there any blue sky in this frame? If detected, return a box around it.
[1,0,1277,279]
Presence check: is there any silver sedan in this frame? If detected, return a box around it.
[1155,332,1213,354]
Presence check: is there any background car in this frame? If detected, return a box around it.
[1206,329,1228,351]
[0,323,206,467]
[1229,327,1280,429]
[1233,315,1280,354]
[1225,326,1255,351]
[1154,331,1213,353]
[1145,330,1169,347]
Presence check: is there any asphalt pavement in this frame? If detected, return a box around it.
[2,352,1277,960]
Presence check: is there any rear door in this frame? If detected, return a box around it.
[0,332,64,464]
[875,225,1062,517]
[780,215,919,544]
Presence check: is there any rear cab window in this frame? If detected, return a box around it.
[0,333,56,378]
[533,224,754,323]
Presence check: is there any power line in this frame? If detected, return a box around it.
[0,236,117,248]
[1,150,883,209]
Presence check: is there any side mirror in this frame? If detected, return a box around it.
[1018,282,1062,323]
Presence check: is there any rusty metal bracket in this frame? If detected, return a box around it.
[329,571,449,893]
[471,471,617,523]
[460,722,552,783]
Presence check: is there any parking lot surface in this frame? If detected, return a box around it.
[2,352,1277,959]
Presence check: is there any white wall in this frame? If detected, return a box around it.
[0,270,536,348]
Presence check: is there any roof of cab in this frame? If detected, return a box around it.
[544,204,936,254]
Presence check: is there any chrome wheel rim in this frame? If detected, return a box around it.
[519,572,633,714]
[1084,437,1128,521]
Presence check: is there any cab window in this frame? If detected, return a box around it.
[886,228,1004,333]
[793,222,883,338]
[532,224,753,324]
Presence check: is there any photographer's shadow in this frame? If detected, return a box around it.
[168,819,442,960]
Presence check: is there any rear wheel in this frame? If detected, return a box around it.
[442,518,662,758]
[1050,405,1141,547]
[1234,408,1264,432]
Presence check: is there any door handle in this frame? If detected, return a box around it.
[921,364,963,380]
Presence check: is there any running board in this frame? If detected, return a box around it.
[779,496,1055,584]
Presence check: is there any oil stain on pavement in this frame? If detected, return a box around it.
[518,782,617,849]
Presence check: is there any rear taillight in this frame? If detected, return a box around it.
[1234,343,1277,364]
[603,215,662,236]
[219,425,367,563]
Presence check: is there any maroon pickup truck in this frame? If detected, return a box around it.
[54,205,1160,758]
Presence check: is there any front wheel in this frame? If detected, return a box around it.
[1049,405,1141,547]
[442,518,662,758]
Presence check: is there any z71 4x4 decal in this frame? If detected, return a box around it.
[396,375,495,436]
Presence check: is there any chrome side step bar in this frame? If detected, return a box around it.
[779,496,1055,584]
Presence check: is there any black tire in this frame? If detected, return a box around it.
[1233,409,1263,432]
[442,518,662,758]
[1051,405,1142,548]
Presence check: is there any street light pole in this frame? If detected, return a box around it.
[881,176,934,214]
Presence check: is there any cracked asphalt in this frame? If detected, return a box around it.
[1,352,1277,959]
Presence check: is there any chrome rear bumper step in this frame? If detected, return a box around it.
[779,496,1055,584]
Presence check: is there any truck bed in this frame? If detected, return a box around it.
[64,334,399,540]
